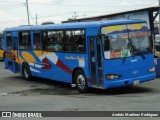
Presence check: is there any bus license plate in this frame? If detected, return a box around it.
[134,80,140,85]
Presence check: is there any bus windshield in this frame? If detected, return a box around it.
[101,23,151,59]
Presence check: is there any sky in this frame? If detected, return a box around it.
[0,0,158,31]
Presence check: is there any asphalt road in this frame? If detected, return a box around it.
[0,60,160,119]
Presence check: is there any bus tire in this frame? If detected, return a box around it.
[74,70,88,93]
[23,63,32,81]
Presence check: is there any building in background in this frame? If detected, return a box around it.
[63,7,160,39]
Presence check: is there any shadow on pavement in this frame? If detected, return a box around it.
[87,86,153,96]
[7,76,154,96]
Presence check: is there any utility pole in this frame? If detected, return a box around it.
[26,0,30,25]
[36,14,38,25]
[72,12,78,19]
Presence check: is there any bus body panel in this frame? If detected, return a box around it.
[4,53,20,73]
[102,54,156,88]
[103,54,155,79]
[103,73,156,89]
[18,50,90,84]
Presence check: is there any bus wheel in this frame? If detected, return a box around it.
[23,63,32,81]
[74,70,88,93]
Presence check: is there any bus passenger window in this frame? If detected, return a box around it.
[42,31,48,51]
[33,33,41,50]
[19,32,31,50]
[47,31,63,52]
[65,30,86,53]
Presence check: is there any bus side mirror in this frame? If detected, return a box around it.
[98,34,110,51]
[103,35,110,51]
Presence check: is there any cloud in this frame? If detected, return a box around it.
[120,1,132,6]
[29,0,52,4]
[134,1,143,4]
[0,0,156,31]
[29,0,66,4]
[53,0,66,4]
[0,11,27,31]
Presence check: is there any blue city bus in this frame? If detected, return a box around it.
[3,20,156,92]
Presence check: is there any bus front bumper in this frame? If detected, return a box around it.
[103,73,156,89]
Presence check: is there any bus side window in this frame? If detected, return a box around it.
[47,31,63,52]
[65,30,86,53]
[33,33,41,50]
[42,31,48,51]
[19,32,31,50]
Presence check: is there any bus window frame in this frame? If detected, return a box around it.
[19,31,32,50]
[47,30,64,52]
[33,32,42,51]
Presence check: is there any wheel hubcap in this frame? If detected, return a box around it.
[77,74,86,89]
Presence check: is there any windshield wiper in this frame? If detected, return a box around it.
[133,50,147,59]
[122,57,126,63]
[128,38,146,59]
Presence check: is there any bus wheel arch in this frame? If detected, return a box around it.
[72,68,88,93]
[22,62,32,81]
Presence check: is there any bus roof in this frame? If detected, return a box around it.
[4,19,146,32]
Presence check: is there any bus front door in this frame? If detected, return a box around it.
[89,37,103,88]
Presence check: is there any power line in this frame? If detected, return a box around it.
[0,1,155,8]
[0,1,24,4]
[0,2,25,9]
[0,3,23,6]
[0,5,25,9]
[28,2,152,7]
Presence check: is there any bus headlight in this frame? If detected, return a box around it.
[149,67,155,72]
[106,74,121,80]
